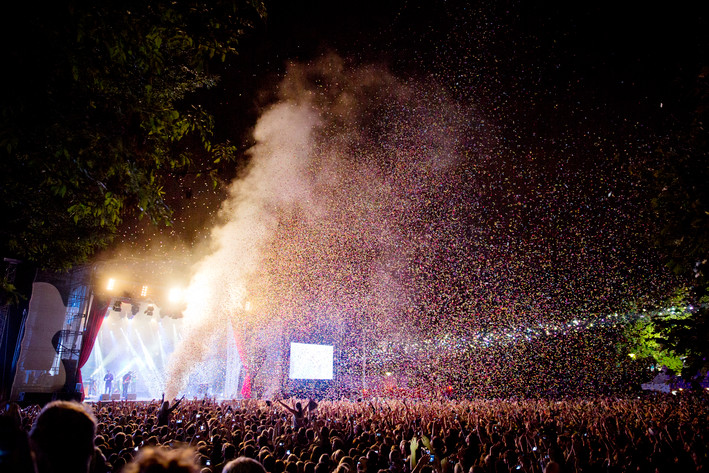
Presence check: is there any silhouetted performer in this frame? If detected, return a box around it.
[87,376,97,396]
[103,371,114,394]
[122,372,132,397]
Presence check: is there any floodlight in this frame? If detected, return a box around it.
[107,278,116,291]
[168,287,183,303]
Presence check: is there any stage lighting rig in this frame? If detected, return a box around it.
[168,287,183,303]
[112,300,122,312]
[131,304,140,317]
[145,305,155,316]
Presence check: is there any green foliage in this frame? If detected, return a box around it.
[0,1,265,270]
[653,306,709,378]
[625,312,684,374]
[640,67,709,378]
[0,278,22,307]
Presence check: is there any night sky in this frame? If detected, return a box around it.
[107,4,703,332]
[122,1,707,247]
[3,1,708,397]
[116,1,703,332]
[4,0,700,325]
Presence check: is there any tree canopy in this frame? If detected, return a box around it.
[0,1,265,269]
[640,66,709,378]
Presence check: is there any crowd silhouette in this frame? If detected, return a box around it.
[2,394,707,473]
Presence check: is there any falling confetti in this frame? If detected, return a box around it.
[160,54,676,398]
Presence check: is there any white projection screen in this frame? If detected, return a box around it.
[288,342,334,380]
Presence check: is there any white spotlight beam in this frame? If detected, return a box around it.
[120,328,161,399]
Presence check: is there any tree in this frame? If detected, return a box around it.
[0,1,265,270]
[624,310,683,374]
[641,66,709,379]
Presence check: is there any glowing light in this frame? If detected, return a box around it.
[168,288,183,303]
[107,279,116,291]
[141,285,149,297]
[385,371,392,376]
[244,301,252,311]
[628,353,636,359]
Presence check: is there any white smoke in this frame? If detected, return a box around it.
[165,54,481,397]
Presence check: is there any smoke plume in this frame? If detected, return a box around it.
[164,54,481,396]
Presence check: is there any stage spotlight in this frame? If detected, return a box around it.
[131,304,140,317]
[107,278,116,291]
[168,287,183,303]
[140,285,149,297]
[112,300,122,312]
[145,305,154,316]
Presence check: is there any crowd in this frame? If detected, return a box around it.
[1,394,708,473]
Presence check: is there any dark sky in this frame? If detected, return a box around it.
[143,1,708,247]
[228,1,707,129]
[111,2,701,328]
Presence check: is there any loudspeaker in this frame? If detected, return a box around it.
[99,394,111,401]
[61,359,78,393]
[111,393,121,400]
[17,392,54,407]
[124,394,137,400]
[55,391,81,402]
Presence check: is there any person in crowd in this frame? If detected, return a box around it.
[223,457,269,473]
[122,447,200,473]
[276,399,308,429]
[29,400,97,473]
[158,393,185,426]
[9,395,709,473]
[0,403,34,473]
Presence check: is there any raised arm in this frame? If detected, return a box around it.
[277,399,298,415]
[169,395,185,412]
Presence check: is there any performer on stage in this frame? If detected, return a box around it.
[122,371,132,397]
[87,376,97,396]
[104,370,114,394]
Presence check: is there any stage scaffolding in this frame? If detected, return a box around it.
[11,265,94,402]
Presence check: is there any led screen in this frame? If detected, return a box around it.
[288,342,334,379]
